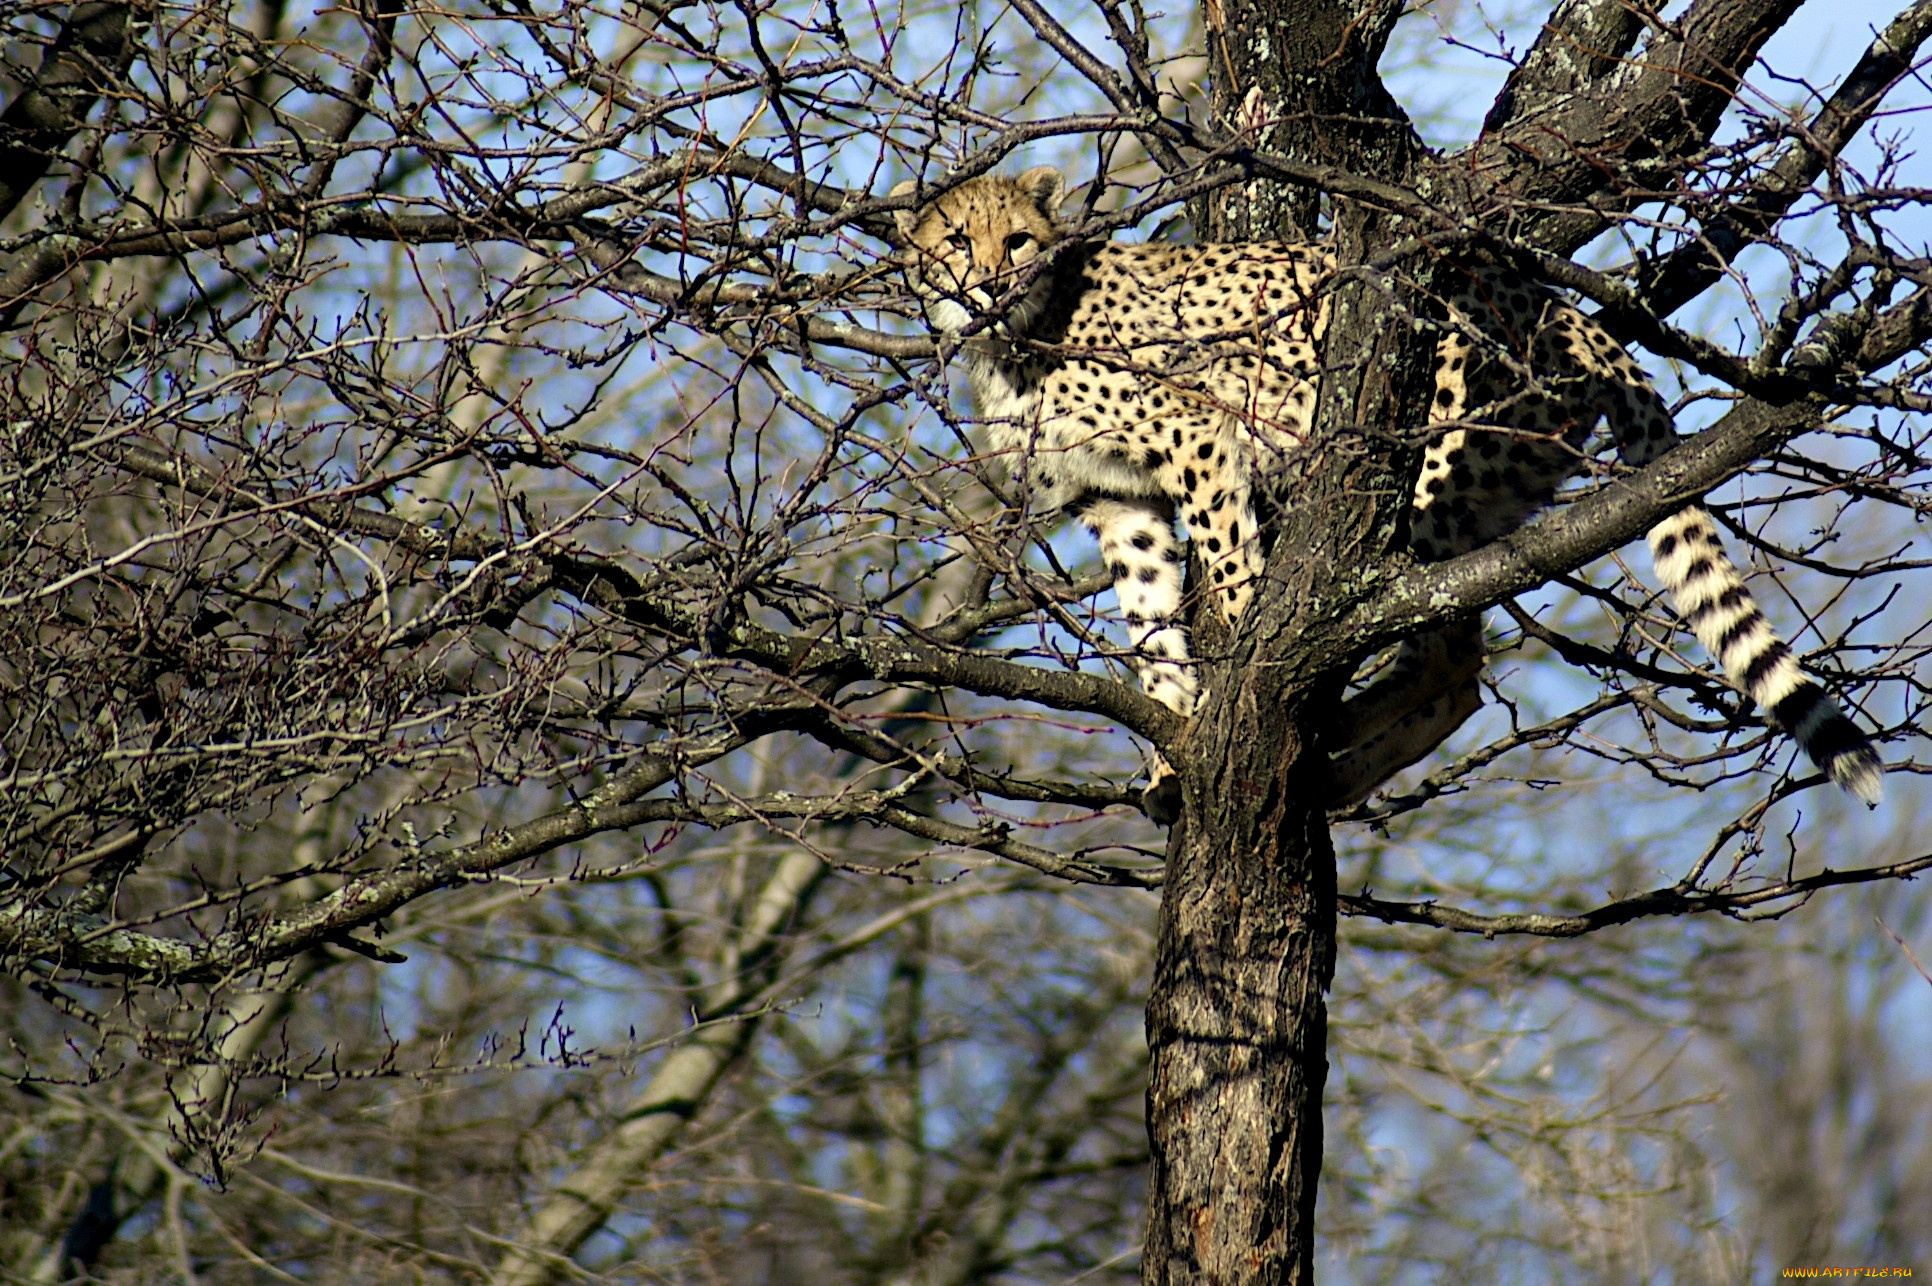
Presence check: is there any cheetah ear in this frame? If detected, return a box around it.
[888,178,922,238]
[1015,166,1065,218]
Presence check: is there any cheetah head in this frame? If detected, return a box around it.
[889,167,1065,335]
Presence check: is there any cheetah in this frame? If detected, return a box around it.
[892,167,1883,819]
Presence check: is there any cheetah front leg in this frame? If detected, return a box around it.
[1117,451,1271,822]
[1075,495,1196,821]
[1171,451,1267,626]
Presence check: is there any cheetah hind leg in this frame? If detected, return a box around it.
[1329,620,1485,807]
[1075,496,1196,823]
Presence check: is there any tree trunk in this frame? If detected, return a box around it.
[1141,408,1415,1284]
[1144,2,1433,1279]
[1144,685,1338,1283]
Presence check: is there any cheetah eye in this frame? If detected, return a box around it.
[946,232,970,252]
[1005,232,1033,253]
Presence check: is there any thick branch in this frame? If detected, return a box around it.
[1325,395,1821,670]
[1638,0,1932,312]
[1494,0,1646,117]
[1335,266,1930,660]
[1466,0,1808,249]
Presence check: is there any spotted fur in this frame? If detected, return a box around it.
[893,168,1883,814]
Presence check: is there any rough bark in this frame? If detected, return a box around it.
[1194,0,1419,240]
[1144,1,1436,1280]
[1143,684,1337,1283]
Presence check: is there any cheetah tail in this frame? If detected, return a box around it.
[1647,506,1882,805]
